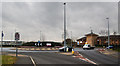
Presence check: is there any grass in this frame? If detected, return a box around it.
[1,55,17,65]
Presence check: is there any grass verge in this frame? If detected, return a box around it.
[1,55,17,65]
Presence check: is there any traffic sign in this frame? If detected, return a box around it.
[38,41,40,43]
[15,32,20,40]
[77,41,79,45]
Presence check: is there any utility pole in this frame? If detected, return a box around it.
[106,18,110,47]
[40,31,42,41]
[64,3,66,52]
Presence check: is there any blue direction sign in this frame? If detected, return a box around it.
[38,41,40,43]
[77,41,79,45]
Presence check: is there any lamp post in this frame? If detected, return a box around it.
[40,31,42,41]
[15,32,20,57]
[71,31,72,47]
[106,17,110,47]
[64,3,66,52]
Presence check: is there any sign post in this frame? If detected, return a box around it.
[15,32,20,57]
[1,31,4,55]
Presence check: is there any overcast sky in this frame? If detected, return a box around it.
[1,2,118,42]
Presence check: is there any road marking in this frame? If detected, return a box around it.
[72,56,76,57]
[73,51,97,65]
[100,51,103,53]
[79,54,83,57]
[85,58,97,65]
[29,56,36,66]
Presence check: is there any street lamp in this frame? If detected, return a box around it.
[71,31,72,47]
[106,17,110,47]
[63,3,67,52]
[40,30,42,41]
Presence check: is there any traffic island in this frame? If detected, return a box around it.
[11,47,59,51]
[97,49,118,58]
[57,52,73,56]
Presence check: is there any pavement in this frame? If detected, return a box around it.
[14,56,32,64]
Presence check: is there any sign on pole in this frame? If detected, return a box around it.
[38,41,40,43]
[77,41,79,45]
[15,32,20,57]
[15,32,20,40]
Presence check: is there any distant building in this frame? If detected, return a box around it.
[97,35,120,46]
[85,32,98,46]
[77,32,120,46]
[77,37,86,45]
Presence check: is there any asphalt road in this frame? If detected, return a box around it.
[75,48,118,64]
[1,47,119,66]
[18,52,91,64]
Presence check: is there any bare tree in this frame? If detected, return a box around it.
[99,30,108,36]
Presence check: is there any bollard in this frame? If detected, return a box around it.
[72,49,74,55]
[67,48,69,52]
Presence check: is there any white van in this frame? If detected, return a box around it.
[83,44,95,50]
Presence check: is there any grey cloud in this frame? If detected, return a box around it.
[2,2,118,41]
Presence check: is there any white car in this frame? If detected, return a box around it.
[83,44,95,50]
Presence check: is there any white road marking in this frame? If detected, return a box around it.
[74,51,97,65]
[72,56,76,57]
[79,54,83,57]
[29,56,36,66]
[85,58,97,65]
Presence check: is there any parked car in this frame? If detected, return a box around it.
[106,46,113,49]
[59,46,73,52]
